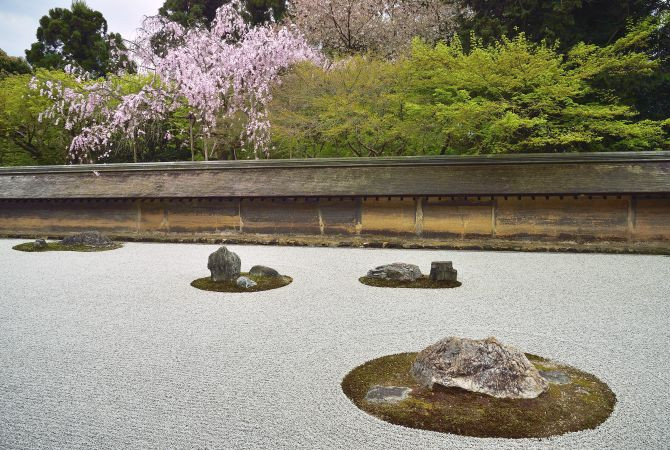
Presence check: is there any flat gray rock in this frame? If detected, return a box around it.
[540,370,571,385]
[208,246,241,282]
[367,263,422,281]
[61,231,113,247]
[249,265,280,277]
[411,336,549,399]
[364,385,412,404]
[236,276,257,289]
[33,239,47,249]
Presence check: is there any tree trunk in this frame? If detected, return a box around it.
[132,130,137,163]
[189,115,195,161]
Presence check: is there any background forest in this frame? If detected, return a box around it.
[1,0,669,165]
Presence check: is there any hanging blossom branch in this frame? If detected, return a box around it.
[33,0,322,162]
[32,66,172,162]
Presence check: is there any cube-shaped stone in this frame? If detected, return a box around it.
[429,261,458,282]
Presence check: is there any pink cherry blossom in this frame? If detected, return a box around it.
[34,0,322,163]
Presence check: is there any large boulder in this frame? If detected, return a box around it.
[61,231,113,247]
[367,263,422,281]
[208,246,241,282]
[249,265,280,278]
[410,336,549,399]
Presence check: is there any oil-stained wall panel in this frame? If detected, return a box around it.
[139,199,240,233]
[361,198,416,235]
[0,199,137,234]
[634,197,670,240]
[495,197,629,240]
[318,198,361,235]
[422,198,493,237]
[240,199,321,234]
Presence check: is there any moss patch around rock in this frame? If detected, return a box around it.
[191,273,293,293]
[342,352,616,439]
[13,241,123,252]
[359,276,461,289]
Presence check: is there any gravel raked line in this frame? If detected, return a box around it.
[1,240,669,449]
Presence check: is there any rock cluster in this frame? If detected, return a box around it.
[207,247,281,289]
[61,231,113,247]
[367,263,422,281]
[411,336,549,399]
[208,247,241,282]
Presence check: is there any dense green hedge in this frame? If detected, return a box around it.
[270,28,670,158]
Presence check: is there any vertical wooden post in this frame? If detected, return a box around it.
[627,195,637,240]
[415,197,424,236]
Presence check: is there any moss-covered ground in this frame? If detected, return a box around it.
[13,242,123,252]
[341,352,616,439]
[359,276,461,289]
[191,273,293,293]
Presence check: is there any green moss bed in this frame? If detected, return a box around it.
[191,273,293,293]
[359,276,461,289]
[13,242,123,252]
[342,352,616,439]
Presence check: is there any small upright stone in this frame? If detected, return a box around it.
[33,239,48,249]
[429,261,458,282]
[208,246,241,282]
[61,231,112,247]
[236,276,257,289]
[367,263,422,281]
[249,265,280,277]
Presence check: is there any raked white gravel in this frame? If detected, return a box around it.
[1,240,669,449]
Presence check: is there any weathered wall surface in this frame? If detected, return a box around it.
[1,152,669,252]
[1,195,669,249]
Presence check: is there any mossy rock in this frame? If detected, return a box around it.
[13,241,123,252]
[342,352,616,439]
[359,276,461,289]
[191,272,292,293]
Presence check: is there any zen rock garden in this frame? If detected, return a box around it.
[4,236,625,442]
[342,336,616,438]
[13,231,122,252]
[359,261,461,288]
[191,246,292,293]
[4,237,664,447]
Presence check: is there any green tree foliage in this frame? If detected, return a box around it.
[270,32,669,158]
[0,49,32,80]
[25,0,133,77]
[0,70,192,166]
[269,57,415,158]
[159,0,286,27]
[452,0,669,50]
[450,2,670,120]
[0,70,72,166]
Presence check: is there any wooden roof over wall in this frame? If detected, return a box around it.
[1,152,669,199]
